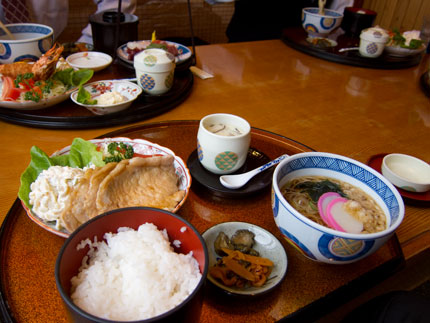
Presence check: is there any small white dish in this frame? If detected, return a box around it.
[70,80,142,115]
[66,51,112,72]
[202,221,288,297]
[381,153,430,193]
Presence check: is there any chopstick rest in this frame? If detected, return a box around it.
[190,66,214,79]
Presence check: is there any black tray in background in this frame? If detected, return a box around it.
[0,69,193,129]
[282,27,423,70]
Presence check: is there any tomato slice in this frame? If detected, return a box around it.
[1,76,25,101]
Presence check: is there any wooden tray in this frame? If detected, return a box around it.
[282,27,423,70]
[0,121,404,322]
[0,63,193,129]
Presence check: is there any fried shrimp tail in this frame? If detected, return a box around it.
[0,44,64,81]
[32,44,64,81]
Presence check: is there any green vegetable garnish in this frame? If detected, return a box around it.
[18,138,105,208]
[296,180,347,203]
[52,68,94,89]
[146,42,168,50]
[42,79,53,94]
[14,73,34,88]
[103,142,134,163]
[76,85,97,105]
[71,69,94,87]
[390,29,424,49]
[24,90,41,102]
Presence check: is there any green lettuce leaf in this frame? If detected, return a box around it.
[18,138,105,208]
[72,69,94,87]
[52,68,94,89]
[76,86,97,105]
[68,138,105,168]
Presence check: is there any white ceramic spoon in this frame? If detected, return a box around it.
[219,154,289,189]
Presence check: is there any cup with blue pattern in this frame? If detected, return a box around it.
[134,48,175,95]
[197,113,251,175]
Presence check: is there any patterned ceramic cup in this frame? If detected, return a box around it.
[134,48,175,95]
[197,113,251,175]
[359,26,389,58]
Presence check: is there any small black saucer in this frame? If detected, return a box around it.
[186,148,273,198]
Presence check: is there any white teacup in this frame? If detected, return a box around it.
[134,48,175,95]
[197,113,251,175]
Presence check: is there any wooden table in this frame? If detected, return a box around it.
[1,40,429,322]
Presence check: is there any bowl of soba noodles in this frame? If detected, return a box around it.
[271,152,404,264]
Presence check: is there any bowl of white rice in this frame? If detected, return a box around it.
[55,207,208,322]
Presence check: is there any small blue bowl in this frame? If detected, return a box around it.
[271,152,404,264]
[302,7,343,37]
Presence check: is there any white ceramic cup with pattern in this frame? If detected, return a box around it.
[197,113,251,175]
[134,48,175,95]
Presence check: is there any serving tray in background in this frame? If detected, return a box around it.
[0,62,193,129]
[282,27,423,70]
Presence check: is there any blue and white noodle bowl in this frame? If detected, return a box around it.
[271,152,404,264]
[0,23,54,64]
[302,8,343,38]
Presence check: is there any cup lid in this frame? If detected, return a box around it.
[360,26,389,42]
[134,48,175,72]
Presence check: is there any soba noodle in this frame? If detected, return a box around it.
[281,176,387,234]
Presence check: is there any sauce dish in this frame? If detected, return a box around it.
[66,51,112,72]
[70,80,142,115]
[381,153,430,193]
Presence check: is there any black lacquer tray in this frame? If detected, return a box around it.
[282,27,423,69]
[0,64,193,129]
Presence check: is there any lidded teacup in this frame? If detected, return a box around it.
[197,113,251,175]
[359,26,389,58]
[134,48,175,95]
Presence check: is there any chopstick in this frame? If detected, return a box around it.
[0,20,15,40]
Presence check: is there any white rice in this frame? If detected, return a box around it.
[70,223,202,321]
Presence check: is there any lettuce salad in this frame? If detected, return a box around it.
[18,138,105,208]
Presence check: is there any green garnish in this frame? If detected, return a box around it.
[18,138,105,208]
[146,42,168,50]
[390,29,424,49]
[14,73,34,87]
[42,79,53,94]
[76,85,97,105]
[52,68,94,89]
[296,180,347,203]
[103,142,134,163]
[24,90,41,102]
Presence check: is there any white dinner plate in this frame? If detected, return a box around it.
[116,40,192,65]
[384,45,426,57]
[0,79,76,110]
[22,137,192,238]
[66,51,112,72]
